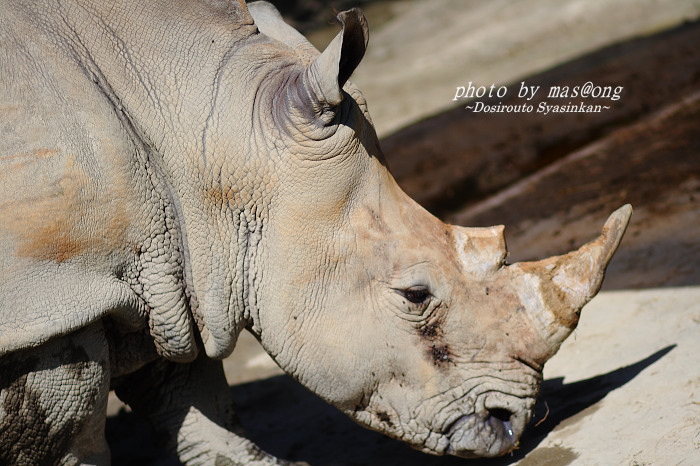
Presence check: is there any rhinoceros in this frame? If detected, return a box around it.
[0,0,631,463]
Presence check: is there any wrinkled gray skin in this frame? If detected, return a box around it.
[0,0,632,463]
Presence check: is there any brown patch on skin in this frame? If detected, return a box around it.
[3,149,61,174]
[0,105,21,115]
[3,148,60,161]
[16,198,130,264]
[205,185,238,208]
[1,152,131,263]
[18,219,86,263]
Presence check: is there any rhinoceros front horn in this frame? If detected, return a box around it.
[513,205,632,355]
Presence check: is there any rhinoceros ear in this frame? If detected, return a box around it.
[248,1,320,59]
[306,8,369,107]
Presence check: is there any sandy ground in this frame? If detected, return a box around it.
[530,287,700,465]
[107,0,700,464]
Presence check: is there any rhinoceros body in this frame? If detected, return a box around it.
[0,1,631,463]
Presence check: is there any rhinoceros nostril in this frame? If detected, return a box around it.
[488,408,512,423]
[486,408,515,440]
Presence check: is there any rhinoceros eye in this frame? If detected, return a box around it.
[399,286,431,304]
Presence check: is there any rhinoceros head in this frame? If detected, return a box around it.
[240,3,631,458]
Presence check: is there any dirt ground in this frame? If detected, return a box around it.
[107,1,700,464]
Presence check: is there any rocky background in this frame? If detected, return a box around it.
[107,0,700,464]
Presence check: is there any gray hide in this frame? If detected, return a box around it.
[0,0,631,463]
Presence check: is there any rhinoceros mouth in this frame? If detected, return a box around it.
[442,406,522,458]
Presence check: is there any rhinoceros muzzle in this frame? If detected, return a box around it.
[434,206,633,458]
[443,403,530,458]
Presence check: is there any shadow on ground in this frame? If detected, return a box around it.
[106,346,674,465]
[505,345,676,464]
